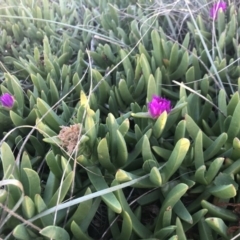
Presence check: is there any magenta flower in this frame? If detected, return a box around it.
[0,93,14,108]
[148,95,171,118]
[210,1,227,20]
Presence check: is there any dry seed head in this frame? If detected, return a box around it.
[58,124,84,153]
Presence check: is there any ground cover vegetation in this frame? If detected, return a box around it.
[0,0,240,239]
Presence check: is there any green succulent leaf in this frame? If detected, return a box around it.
[71,221,93,240]
[155,183,188,231]
[114,180,152,238]
[13,224,31,240]
[48,171,74,208]
[201,200,238,222]
[36,98,65,132]
[210,184,236,199]
[205,218,228,239]
[1,142,19,179]
[87,166,122,213]
[154,226,176,239]
[40,226,70,240]
[23,168,41,200]
[161,138,190,182]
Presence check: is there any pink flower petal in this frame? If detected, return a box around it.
[148,95,171,118]
[0,93,14,108]
[210,1,227,20]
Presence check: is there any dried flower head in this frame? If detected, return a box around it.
[0,93,14,108]
[58,124,83,153]
[148,95,171,118]
[210,1,227,20]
